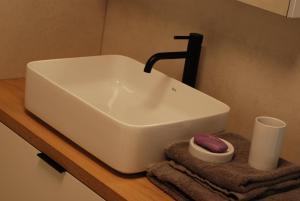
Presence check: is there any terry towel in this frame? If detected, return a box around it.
[166,133,300,193]
[147,133,300,201]
[148,161,300,201]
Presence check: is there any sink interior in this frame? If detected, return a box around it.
[29,55,228,126]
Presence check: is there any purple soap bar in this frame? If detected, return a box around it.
[194,134,228,153]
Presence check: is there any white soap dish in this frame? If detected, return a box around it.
[188,137,234,163]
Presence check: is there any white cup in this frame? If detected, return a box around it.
[248,116,287,171]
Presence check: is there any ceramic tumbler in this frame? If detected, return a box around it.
[248,116,286,171]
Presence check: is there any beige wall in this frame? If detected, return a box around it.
[102,0,300,163]
[0,0,107,79]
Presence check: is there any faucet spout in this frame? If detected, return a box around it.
[144,51,187,73]
[144,33,203,88]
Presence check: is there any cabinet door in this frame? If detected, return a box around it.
[237,0,290,16]
[0,122,105,201]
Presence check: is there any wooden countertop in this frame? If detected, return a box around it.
[0,78,173,201]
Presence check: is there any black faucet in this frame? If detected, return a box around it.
[144,33,203,88]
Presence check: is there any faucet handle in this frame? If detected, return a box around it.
[174,33,203,41]
[174,35,190,40]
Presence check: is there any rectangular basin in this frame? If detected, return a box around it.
[25,55,230,173]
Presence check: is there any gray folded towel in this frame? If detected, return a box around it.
[148,161,225,201]
[148,161,300,201]
[147,132,300,201]
[166,133,300,193]
[147,161,300,201]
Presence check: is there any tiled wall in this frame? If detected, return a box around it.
[0,0,107,79]
[101,0,300,163]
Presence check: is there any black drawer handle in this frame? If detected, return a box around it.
[37,153,66,174]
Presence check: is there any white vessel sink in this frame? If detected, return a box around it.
[25,55,230,173]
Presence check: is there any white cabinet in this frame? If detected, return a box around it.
[237,0,300,18]
[0,122,105,201]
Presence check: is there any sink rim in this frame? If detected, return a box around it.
[27,55,230,128]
